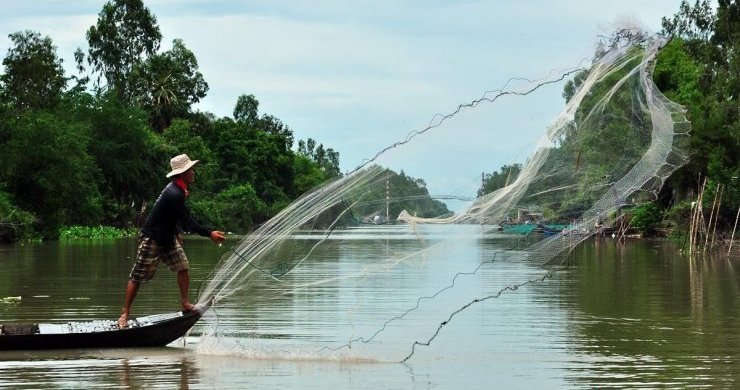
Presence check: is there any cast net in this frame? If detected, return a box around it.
[194,29,689,362]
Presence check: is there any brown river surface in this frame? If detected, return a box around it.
[0,226,738,389]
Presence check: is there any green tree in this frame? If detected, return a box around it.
[132,39,209,132]
[84,0,162,102]
[659,0,740,219]
[562,70,588,103]
[259,114,294,151]
[297,138,341,179]
[218,95,300,205]
[478,164,522,197]
[0,190,36,242]
[80,93,170,224]
[234,94,295,149]
[1,30,66,110]
[233,94,259,126]
[661,0,716,41]
[292,154,328,196]
[630,203,663,234]
[1,111,102,236]
[190,184,266,233]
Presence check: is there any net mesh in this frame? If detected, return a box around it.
[194,30,689,361]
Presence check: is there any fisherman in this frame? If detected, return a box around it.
[118,154,226,328]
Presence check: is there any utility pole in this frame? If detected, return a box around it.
[386,178,390,222]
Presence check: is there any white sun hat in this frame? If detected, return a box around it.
[166,154,200,178]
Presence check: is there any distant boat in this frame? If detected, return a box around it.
[0,299,212,351]
[499,223,566,236]
[500,223,537,234]
[540,225,565,236]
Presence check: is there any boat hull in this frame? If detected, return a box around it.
[0,301,210,351]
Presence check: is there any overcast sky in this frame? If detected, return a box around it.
[0,0,684,202]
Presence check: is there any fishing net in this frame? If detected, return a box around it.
[194,29,689,361]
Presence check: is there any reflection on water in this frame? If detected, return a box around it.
[0,349,198,389]
[0,228,738,388]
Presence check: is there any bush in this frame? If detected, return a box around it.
[0,190,37,242]
[58,225,137,240]
[630,203,663,234]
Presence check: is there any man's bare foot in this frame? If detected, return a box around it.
[118,312,129,329]
[182,301,196,313]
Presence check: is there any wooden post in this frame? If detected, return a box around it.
[729,206,739,256]
[704,183,720,254]
[711,184,723,249]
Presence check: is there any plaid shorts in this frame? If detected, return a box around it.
[128,236,189,283]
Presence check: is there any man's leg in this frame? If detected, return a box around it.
[118,280,140,328]
[120,236,157,328]
[178,269,196,312]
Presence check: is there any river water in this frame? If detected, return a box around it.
[0,226,738,389]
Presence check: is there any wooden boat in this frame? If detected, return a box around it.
[0,298,212,351]
[540,225,565,236]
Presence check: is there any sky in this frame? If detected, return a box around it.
[0,0,684,202]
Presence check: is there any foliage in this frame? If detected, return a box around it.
[662,200,693,233]
[561,70,588,103]
[657,0,740,221]
[661,0,717,42]
[1,30,66,110]
[132,39,209,131]
[234,94,259,126]
[58,225,137,240]
[84,0,162,102]
[190,184,267,234]
[652,39,702,105]
[0,190,36,242]
[478,164,522,197]
[630,203,663,234]
[0,111,103,237]
[292,154,329,196]
[85,92,169,207]
[216,121,287,203]
[297,138,341,178]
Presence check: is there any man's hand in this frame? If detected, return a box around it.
[210,230,226,245]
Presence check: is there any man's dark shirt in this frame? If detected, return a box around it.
[141,181,211,248]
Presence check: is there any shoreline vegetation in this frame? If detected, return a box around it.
[0,1,737,255]
[58,226,138,240]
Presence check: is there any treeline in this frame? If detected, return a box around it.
[350,168,451,222]
[0,0,340,242]
[479,0,739,236]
